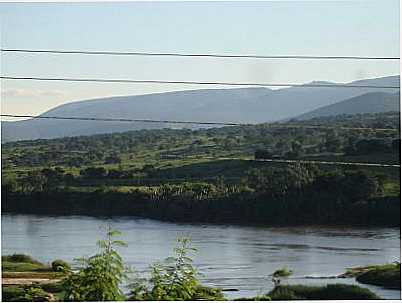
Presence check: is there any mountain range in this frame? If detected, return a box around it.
[2,75,400,142]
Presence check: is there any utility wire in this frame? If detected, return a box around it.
[1,114,399,132]
[0,114,243,127]
[1,76,400,89]
[209,157,401,168]
[3,151,400,169]
[1,48,400,60]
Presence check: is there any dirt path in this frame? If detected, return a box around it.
[2,272,62,286]
[2,277,62,285]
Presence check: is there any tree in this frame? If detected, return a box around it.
[355,139,390,155]
[392,139,401,154]
[80,167,107,179]
[67,156,88,168]
[291,140,304,157]
[21,171,47,192]
[244,164,315,196]
[2,176,17,194]
[244,168,270,193]
[312,170,380,203]
[63,227,128,301]
[254,149,273,160]
[343,171,380,201]
[40,168,64,191]
[104,154,121,165]
[325,136,342,153]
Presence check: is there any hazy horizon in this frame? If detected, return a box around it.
[0,1,400,118]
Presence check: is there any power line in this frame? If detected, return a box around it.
[1,76,400,89]
[209,157,401,168]
[0,114,243,127]
[1,48,400,61]
[268,124,399,132]
[4,152,400,169]
[1,114,399,132]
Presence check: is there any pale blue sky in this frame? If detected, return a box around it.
[0,1,400,116]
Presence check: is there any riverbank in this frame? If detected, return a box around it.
[2,190,400,227]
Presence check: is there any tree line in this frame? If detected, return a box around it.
[3,164,399,226]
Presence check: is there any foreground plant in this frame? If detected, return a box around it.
[129,237,224,301]
[63,227,128,301]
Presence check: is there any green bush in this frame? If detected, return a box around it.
[63,228,128,301]
[41,282,65,293]
[272,266,293,277]
[234,295,272,301]
[51,259,71,272]
[129,237,225,301]
[268,284,381,300]
[2,286,25,301]
[1,254,51,273]
[2,285,54,302]
[268,286,304,300]
[192,285,226,301]
[2,254,42,265]
[2,261,47,272]
[356,263,401,289]
[319,284,381,300]
[17,286,53,302]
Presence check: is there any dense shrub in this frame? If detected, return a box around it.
[272,267,293,277]
[356,263,401,289]
[2,286,25,301]
[40,282,65,293]
[51,259,71,272]
[5,285,54,302]
[268,286,303,300]
[268,284,381,300]
[2,254,42,265]
[2,261,48,272]
[234,295,272,301]
[129,238,224,301]
[63,228,128,301]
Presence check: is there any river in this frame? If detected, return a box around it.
[1,214,400,299]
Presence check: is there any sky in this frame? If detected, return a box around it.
[0,1,400,117]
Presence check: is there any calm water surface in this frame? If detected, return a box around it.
[2,214,400,299]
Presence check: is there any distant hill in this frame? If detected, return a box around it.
[2,75,399,142]
[295,92,400,120]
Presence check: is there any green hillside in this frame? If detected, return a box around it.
[296,92,400,120]
[2,112,400,226]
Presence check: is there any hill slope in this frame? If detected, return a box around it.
[2,75,399,142]
[295,92,400,120]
